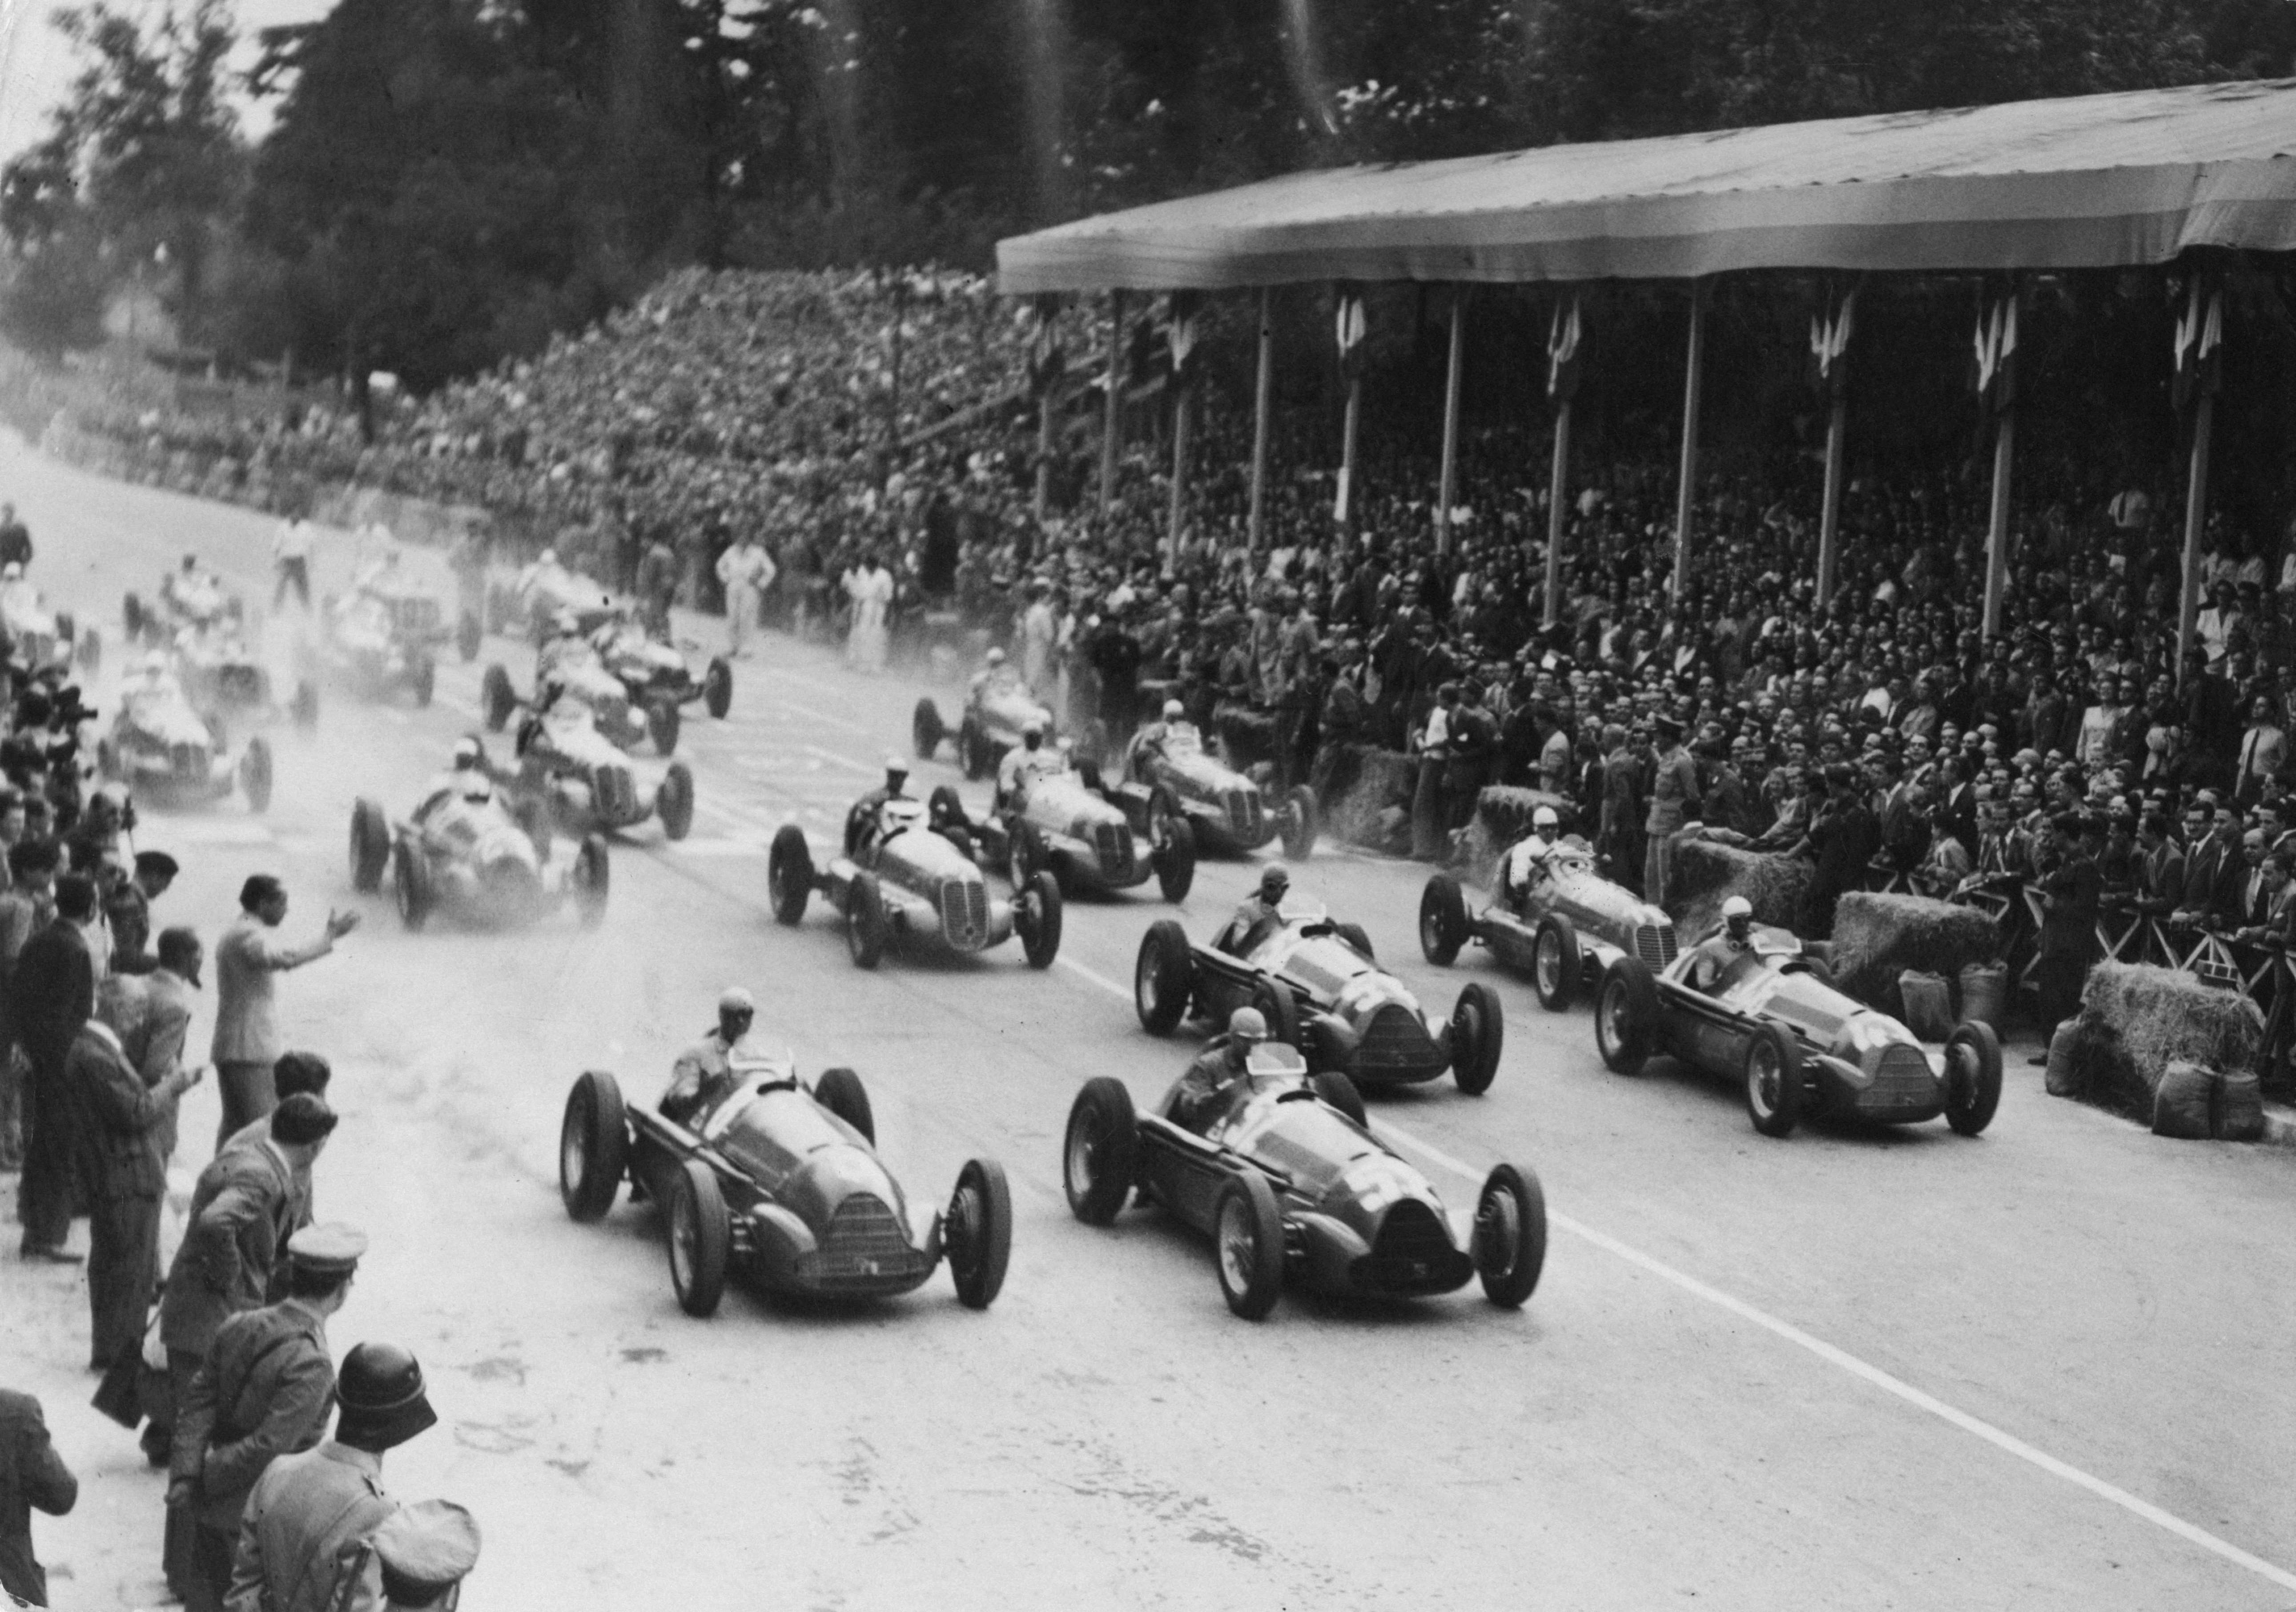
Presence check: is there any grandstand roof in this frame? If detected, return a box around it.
[997,78,2296,294]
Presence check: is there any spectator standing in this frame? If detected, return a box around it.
[0,839,54,1172]
[2233,696,2287,807]
[714,534,774,658]
[12,873,98,1261]
[107,850,177,974]
[211,875,358,1145]
[222,1051,333,1229]
[170,1225,364,1612]
[1644,714,1700,907]
[2030,813,2104,1064]
[271,513,314,610]
[844,550,894,673]
[0,1389,75,1608]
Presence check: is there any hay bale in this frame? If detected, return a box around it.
[2071,961,2265,1118]
[1457,786,1576,887]
[1828,892,2002,1015]
[2044,1020,2084,1096]
[1669,836,1811,937]
[2151,1061,2218,1139]
[1958,961,2009,1034]
[1898,971,1954,1041]
[1213,703,1279,771]
[1325,746,1416,852]
[2218,1071,2267,1142]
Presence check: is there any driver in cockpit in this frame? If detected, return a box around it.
[1218,864,1291,956]
[1685,895,1757,994]
[970,646,1022,701]
[1133,699,1200,761]
[857,795,927,858]
[1501,806,1564,911]
[416,736,495,822]
[662,986,760,1126]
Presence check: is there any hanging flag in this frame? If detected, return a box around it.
[1807,284,1856,401]
[1166,291,1202,388]
[1026,294,1065,400]
[1971,283,2018,417]
[2171,270,2223,411]
[1546,294,1582,404]
[1334,287,1367,381]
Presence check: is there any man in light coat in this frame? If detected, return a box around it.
[714,536,774,658]
[211,876,357,1146]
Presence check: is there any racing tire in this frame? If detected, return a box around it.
[1595,957,1657,1076]
[1279,785,1319,861]
[703,656,732,720]
[1449,982,1504,1096]
[767,826,813,925]
[814,1066,875,1144]
[1251,979,1302,1051]
[1134,920,1195,1036]
[1473,1162,1548,1309]
[913,699,945,760]
[457,611,482,663]
[667,1160,732,1319]
[1007,817,1047,889]
[122,592,143,642]
[1533,914,1580,1012]
[349,798,391,893]
[1153,818,1196,903]
[1419,874,1468,965]
[1017,870,1062,968]
[1063,1077,1140,1225]
[657,762,695,841]
[480,664,516,732]
[290,681,319,732]
[77,626,100,675]
[1145,784,1185,853]
[844,875,889,970]
[1214,1172,1286,1322]
[946,1158,1012,1310]
[1335,921,1375,962]
[1743,1022,1805,1139]
[647,698,681,756]
[1944,1020,2004,1137]
[558,1071,628,1223]
[958,718,989,781]
[410,656,435,710]
[1313,1069,1368,1130]
[239,737,274,814]
[573,835,610,927]
[391,841,434,931]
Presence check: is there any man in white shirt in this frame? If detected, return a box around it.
[714,537,774,658]
[272,516,314,610]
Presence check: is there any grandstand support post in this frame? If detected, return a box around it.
[1337,374,1362,539]
[1165,387,1191,578]
[1542,399,1571,629]
[1100,289,1125,516]
[1671,281,1709,602]
[1248,286,1275,555]
[1034,381,1056,521]
[1815,390,1847,606]
[1436,289,1466,557]
[2176,388,2216,682]
[1982,408,2015,638]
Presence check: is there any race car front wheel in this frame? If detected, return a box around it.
[392,841,435,932]
[1154,818,1196,904]
[703,656,733,720]
[1064,1077,1140,1225]
[1448,982,1504,1095]
[1473,1162,1548,1309]
[559,1071,628,1223]
[1596,958,1657,1076]
[1134,921,1194,1036]
[349,798,391,893]
[913,698,945,760]
[1533,915,1580,1012]
[1419,875,1468,966]
[768,827,813,925]
[947,1158,1012,1310]
[481,664,517,732]
[815,1066,875,1144]
[1215,1173,1286,1322]
[647,698,680,756]
[1279,785,1319,861]
[1944,1020,2004,1136]
[1016,870,1062,968]
[1742,1023,1804,1139]
[657,762,695,841]
[668,1160,732,1318]
[845,874,889,969]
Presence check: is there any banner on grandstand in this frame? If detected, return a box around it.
[1334,287,1368,381]
[1971,281,2018,417]
[1807,283,1855,401]
[1546,294,1582,404]
[1166,291,1203,389]
[2171,270,2223,412]
[1026,295,1066,400]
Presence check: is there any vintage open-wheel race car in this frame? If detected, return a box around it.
[349,779,608,932]
[97,661,273,813]
[1112,725,1316,861]
[1134,910,1503,1095]
[1419,843,1680,1012]
[1061,1047,1544,1319]
[559,1061,1010,1317]
[1591,921,2005,1138]
[124,565,235,645]
[1,575,99,677]
[495,705,696,842]
[912,681,1057,781]
[927,770,1194,904]
[588,614,733,745]
[319,577,456,708]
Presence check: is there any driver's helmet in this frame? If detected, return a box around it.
[880,798,926,837]
[1228,1007,1268,1043]
[539,548,559,568]
[1258,863,1290,902]
[985,647,1006,667]
[1532,806,1559,834]
[179,553,198,572]
[0,562,21,582]
[1721,894,1754,939]
[451,736,483,770]
[883,754,909,790]
[1162,699,1185,721]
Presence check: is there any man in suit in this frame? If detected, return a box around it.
[2030,813,2105,1064]
[210,875,357,1147]
[2235,851,2296,948]
[0,1390,76,1608]
[75,988,203,1371]
[13,872,98,1261]
[2172,801,2246,933]
[0,837,55,1173]
[2233,696,2288,806]
[170,1225,364,1612]
[220,1052,332,1235]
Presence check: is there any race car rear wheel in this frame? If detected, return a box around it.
[703,656,733,719]
[913,699,945,760]
[1419,875,1467,965]
[768,826,813,925]
[1279,785,1319,861]
[1154,818,1196,904]
[814,1066,874,1144]
[1743,1022,1804,1139]
[239,737,274,815]
[1063,1077,1139,1224]
[1251,980,1302,1050]
[1449,982,1504,1095]
[1134,920,1195,1035]
[1596,957,1657,1076]
[1017,870,1062,968]
[457,611,482,663]
[947,1158,1012,1310]
[481,664,517,732]
[349,798,390,893]
[573,835,610,926]
[1473,1162,1548,1309]
[1215,1172,1286,1321]
[959,718,990,781]
[657,762,695,841]
[647,698,680,756]
[1533,914,1580,1012]
[391,841,434,931]
[410,656,435,710]
[845,874,889,969]
[667,1160,732,1318]
[1313,1070,1367,1130]
[559,1071,628,1223]
[1944,1019,2004,1136]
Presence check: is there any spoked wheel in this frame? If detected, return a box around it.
[1743,1023,1804,1139]
[1134,919,1195,1035]
[1063,1077,1140,1224]
[667,1159,732,1318]
[1419,875,1467,965]
[1944,1020,2003,1136]
[1532,915,1580,1012]
[1214,1172,1286,1321]
[558,1070,627,1222]
[945,1158,1012,1310]
[1473,1162,1548,1308]
[1595,958,1657,1076]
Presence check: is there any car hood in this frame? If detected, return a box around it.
[714,1089,907,1225]
[1731,963,1922,1061]
[876,827,983,882]
[1151,746,1251,795]
[1222,1085,1445,1230]
[1025,776,1125,834]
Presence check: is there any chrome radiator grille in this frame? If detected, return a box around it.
[592,764,636,821]
[941,878,989,950]
[1354,1003,1445,1079]
[1093,822,1134,876]
[1868,1044,1938,1112]
[797,1193,929,1292]
[1636,923,1678,968]
[1222,788,1263,841]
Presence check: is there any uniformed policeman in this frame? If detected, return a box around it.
[372,1500,482,1609]
[661,988,757,1126]
[169,1223,365,1612]
[228,1341,439,1612]
[1172,1008,1267,1134]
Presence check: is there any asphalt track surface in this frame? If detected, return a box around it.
[3,428,2293,1611]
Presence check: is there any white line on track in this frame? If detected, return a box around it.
[801,743,877,776]
[773,701,870,735]
[1050,948,2296,1594]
